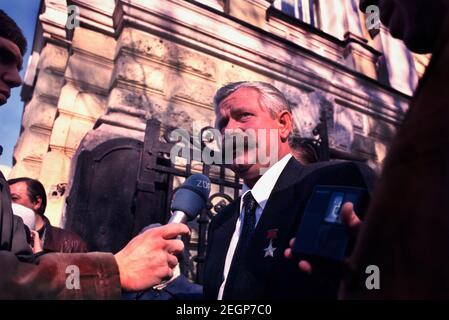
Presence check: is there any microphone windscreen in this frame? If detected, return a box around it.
[12,203,36,230]
[170,174,211,221]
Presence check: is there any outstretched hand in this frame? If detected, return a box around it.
[114,223,190,291]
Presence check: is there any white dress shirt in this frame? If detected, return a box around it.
[217,153,293,299]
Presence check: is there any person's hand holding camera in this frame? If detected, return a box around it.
[284,202,361,273]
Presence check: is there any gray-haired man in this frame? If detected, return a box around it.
[203,81,376,299]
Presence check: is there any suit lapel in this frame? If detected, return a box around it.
[247,158,305,275]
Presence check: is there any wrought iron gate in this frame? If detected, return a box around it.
[65,119,242,283]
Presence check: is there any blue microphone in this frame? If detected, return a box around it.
[169,174,211,224]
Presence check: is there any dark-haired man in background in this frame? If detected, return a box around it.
[9,178,88,253]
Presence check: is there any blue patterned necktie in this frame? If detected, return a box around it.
[223,191,258,298]
[238,191,257,249]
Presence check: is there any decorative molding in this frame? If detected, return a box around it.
[29,124,53,136]
[56,108,98,123]
[68,0,116,35]
[112,0,409,121]
[21,155,44,167]
[61,0,410,121]
[39,0,70,45]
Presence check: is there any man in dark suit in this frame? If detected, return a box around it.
[203,81,376,299]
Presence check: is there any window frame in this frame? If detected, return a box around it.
[272,0,321,28]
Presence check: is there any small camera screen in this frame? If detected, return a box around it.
[323,192,344,224]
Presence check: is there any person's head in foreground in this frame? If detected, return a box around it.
[0,9,25,106]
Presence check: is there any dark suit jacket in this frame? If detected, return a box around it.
[203,158,376,300]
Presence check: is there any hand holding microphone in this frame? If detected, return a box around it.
[115,223,190,291]
[116,174,211,292]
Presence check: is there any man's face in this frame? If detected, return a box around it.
[215,87,284,183]
[362,0,447,53]
[9,181,39,214]
[0,36,23,106]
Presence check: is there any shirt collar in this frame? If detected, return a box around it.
[241,153,292,211]
[37,216,51,238]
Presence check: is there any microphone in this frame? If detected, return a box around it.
[138,174,211,235]
[121,174,211,299]
[169,173,211,224]
[12,203,36,230]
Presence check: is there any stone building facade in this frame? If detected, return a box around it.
[12,0,423,227]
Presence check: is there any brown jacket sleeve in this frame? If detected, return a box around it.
[1,171,121,299]
[0,251,121,299]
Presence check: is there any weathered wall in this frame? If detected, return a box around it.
[13,0,414,226]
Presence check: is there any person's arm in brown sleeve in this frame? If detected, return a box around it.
[0,250,121,299]
[0,223,190,299]
[74,235,89,253]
